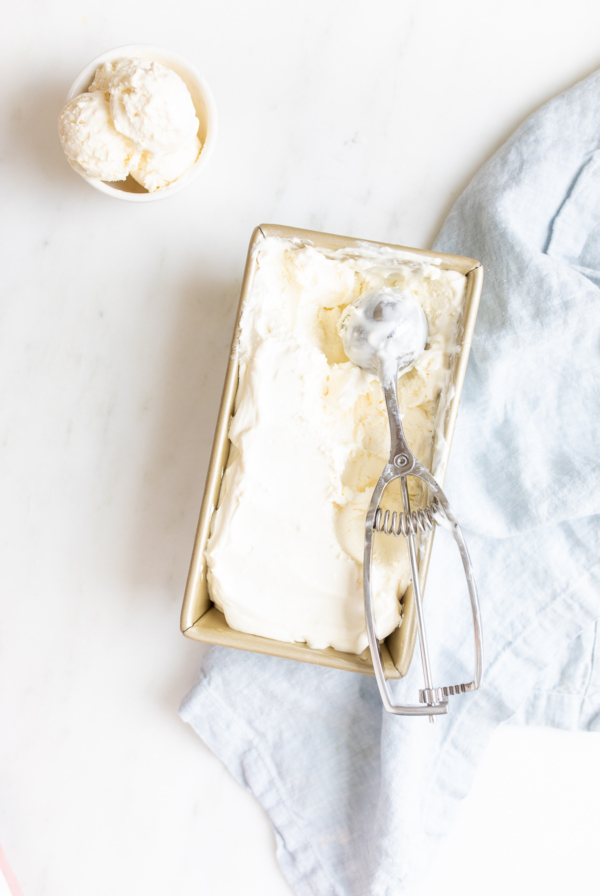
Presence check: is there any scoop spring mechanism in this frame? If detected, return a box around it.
[374,501,440,538]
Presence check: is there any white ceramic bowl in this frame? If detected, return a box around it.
[64,44,218,202]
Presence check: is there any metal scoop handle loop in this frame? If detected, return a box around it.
[364,384,483,717]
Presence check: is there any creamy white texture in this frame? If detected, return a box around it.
[58,58,201,191]
[92,59,199,154]
[58,92,140,182]
[130,134,201,192]
[206,237,466,655]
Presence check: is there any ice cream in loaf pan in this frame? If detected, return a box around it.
[206,237,467,655]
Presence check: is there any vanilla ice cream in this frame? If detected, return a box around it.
[206,237,467,655]
[91,59,199,154]
[58,57,202,191]
[58,92,139,181]
[130,133,202,192]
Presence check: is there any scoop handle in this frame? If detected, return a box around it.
[382,382,436,697]
[363,378,483,715]
[364,468,448,716]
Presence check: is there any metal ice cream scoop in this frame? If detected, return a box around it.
[339,288,483,718]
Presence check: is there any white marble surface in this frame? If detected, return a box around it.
[1,2,600,894]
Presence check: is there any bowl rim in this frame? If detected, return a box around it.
[63,43,218,202]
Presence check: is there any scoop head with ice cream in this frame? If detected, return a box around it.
[338,287,428,384]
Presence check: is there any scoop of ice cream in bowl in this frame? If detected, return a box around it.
[58,45,217,201]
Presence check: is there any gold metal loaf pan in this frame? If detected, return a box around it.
[181,224,483,679]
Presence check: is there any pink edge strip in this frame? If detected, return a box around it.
[0,846,24,896]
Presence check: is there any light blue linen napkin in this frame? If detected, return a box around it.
[180,70,600,895]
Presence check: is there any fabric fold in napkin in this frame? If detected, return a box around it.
[180,69,600,896]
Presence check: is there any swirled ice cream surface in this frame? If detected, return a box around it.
[206,236,466,655]
[58,58,201,192]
